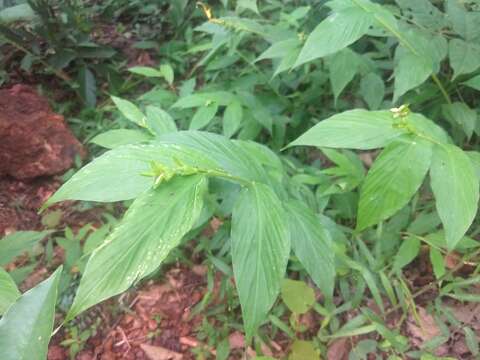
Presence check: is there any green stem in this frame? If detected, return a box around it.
[431,73,452,105]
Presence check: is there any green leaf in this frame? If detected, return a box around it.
[257,38,300,61]
[425,231,480,251]
[442,102,477,139]
[294,6,373,67]
[256,38,302,77]
[0,268,20,315]
[327,48,360,105]
[160,64,174,85]
[407,113,450,144]
[111,96,146,127]
[46,131,279,206]
[145,106,177,135]
[393,45,432,102]
[0,4,36,23]
[393,236,421,272]
[223,100,243,138]
[468,151,480,179]
[45,145,157,204]
[396,0,447,31]
[430,144,479,249]
[289,340,320,360]
[289,110,404,150]
[231,184,290,339]
[67,175,208,319]
[360,73,385,110]
[281,279,315,314]
[446,0,480,41]
[449,39,480,79]
[462,74,480,91]
[189,103,219,130]
[128,66,163,77]
[0,231,51,266]
[91,129,152,149]
[236,0,259,14]
[0,267,62,360]
[286,201,335,299]
[78,66,96,108]
[172,91,235,108]
[357,137,432,230]
[429,248,445,279]
[464,327,479,356]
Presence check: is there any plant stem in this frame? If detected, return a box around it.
[385,248,480,316]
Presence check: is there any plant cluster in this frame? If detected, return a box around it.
[2,0,480,359]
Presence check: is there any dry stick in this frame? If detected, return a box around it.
[385,247,480,317]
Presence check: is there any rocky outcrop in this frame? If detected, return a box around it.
[0,84,85,179]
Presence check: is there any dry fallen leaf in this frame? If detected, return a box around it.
[407,307,441,343]
[229,331,245,349]
[140,344,183,360]
[327,338,349,360]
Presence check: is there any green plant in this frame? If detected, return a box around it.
[3,0,480,358]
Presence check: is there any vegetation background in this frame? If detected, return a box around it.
[2,0,480,359]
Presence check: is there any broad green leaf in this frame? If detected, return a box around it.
[0,231,51,266]
[463,75,480,91]
[406,113,450,144]
[0,267,62,360]
[281,279,315,314]
[442,102,477,139]
[67,175,208,319]
[357,137,432,230]
[0,4,36,23]
[393,45,432,102]
[449,39,480,79]
[231,184,290,339]
[128,66,163,77]
[327,48,360,104]
[91,129,152,149]
[360,73,384,110]
[395,0,447,31]
[46,132,279,206]
[236,0,259,14]
[155,132,279,188]
[286,201,335,299]
[45,145,158,204]
[289,340,320,360]
[172,91,235,108]
[446,0,480,41]
[349,0,399,32]
[425,231,480,251]
[430,144,479,249]
[145,106,177,135]
[257,38,300,61]
[223,100,243,138]
[407,212,441,235]
[256,38,301,77]
[294,6,373,67]
[189,103,219,130]
[430,248,445,279]
[111,96,146,127]
[467,151,480,179]
[160,64,174,85]
[393,236,421,272]
[273,47,301,77]
[289,110,404,150]
[0,268,20,315]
